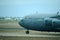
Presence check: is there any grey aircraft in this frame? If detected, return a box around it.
[19,12,60,34]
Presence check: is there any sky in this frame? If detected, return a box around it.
[0,0,60,17]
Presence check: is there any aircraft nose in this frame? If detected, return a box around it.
[19,19,24,26]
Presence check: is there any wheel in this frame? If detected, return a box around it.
[26,30,29,34]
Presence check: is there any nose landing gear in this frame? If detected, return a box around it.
[26,30,29,34]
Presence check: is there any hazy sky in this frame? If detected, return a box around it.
[0,0,60,17]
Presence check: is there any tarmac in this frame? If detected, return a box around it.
[0,30,60,40]
[0,23,60,40]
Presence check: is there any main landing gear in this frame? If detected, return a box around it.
[26,30,29,34]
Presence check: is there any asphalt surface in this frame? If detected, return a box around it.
[0,23,60,40]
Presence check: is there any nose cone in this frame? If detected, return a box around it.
[19,18,30,29]
[19,19,24,26]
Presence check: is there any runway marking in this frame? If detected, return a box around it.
[0,34,60,37]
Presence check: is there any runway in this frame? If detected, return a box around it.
[0,23,60,40]
[0,33,60,37]
[0,33,60,40]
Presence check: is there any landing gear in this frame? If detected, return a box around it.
[26,30,29,34]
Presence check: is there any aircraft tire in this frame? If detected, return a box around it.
[26,30,29,34]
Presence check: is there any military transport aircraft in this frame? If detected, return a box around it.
[19,12,60,34]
